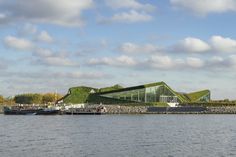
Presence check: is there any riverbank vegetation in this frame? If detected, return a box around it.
[0,95,3,104]
[0,93,63,105]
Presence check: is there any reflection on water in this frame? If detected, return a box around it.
[1,114,236,157]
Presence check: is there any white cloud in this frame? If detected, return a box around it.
[32,48,77,67]
[145,55,187,70]
[209,56,224,64]
[110,10,152,23]
[147,55,175,69]
[17,24,54,43]
[1,70,107,80]
[116,55,137,65]
[3,34,76,67]
[64,72,108,79]
[105,0,155,12]
[88,54,205,70]
[98,10,153,24]
[171,0,236,16]
[210,35,236,53]
[228,55,236,67]
[35,56,78,67]
[18,23,38,36]
[34,48,54,57]
[0,13,6,19]
[0,13,10,23]
[119,42,159,54]
[88,55,137,66]
[3,35,34,51]
[207,55,236,70]
[0,59,8,70]
[0,0,94,27]
[37,31,53,43]
[175,37,211,53]
[186,57,204,68]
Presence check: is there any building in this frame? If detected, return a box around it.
[59,81,210,105]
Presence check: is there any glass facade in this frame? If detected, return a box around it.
[101,85,179,103]
[198,93,210,102]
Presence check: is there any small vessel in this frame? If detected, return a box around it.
[3,106,60,115]
[65,105,107,115]
[35,108,60,115]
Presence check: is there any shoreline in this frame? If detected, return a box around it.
[2,105,236,114]
[102,105,236,114]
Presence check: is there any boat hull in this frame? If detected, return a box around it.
[3,107,60,115]
[36,110,60,115]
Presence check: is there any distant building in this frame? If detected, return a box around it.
[58,81,210,104]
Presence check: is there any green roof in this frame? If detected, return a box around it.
[186,90,210,102]
[98,84,123,93]
[97,81,210,103]
[63,86,96,104]
[61,85,126,104]
[61,82,210,104]
[98,81,166,94]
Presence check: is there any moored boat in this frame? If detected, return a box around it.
[35,108,60,115]
[3,106,60,115]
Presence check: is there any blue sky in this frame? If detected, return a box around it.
[1,0,236,99]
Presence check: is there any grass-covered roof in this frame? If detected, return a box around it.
[98,81,166,94]
[186,90,210,102]
[60,82,210,104]
[61,85,125,104]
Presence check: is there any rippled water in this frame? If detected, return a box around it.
[1,114,236,157]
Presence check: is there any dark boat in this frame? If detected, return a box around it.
[65,106,107,115]
[35,108,60,115]
[3,106,60,115]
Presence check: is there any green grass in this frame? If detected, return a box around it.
[62,85,125,104]
[98,84,123,93]
[63,86,96,104]
[186,90,210,102]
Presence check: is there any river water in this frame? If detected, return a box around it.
[1,114,236,157]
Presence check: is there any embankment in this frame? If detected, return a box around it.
[205,107,236,114]
[103,105,236,114]
[2,105,236,114]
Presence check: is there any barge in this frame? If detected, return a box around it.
[3,106,60,115]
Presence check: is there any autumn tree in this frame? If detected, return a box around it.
[42,93,62,104]
[0,95,4,104]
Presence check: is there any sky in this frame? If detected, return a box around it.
[0,0,236,100]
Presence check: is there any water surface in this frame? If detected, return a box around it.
[1,114,236,157]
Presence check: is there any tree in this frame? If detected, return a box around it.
[42,93,63,104]
[0,95,4,104]
[14,93,42,104]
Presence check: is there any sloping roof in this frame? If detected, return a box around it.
[98,81,166,94]
[60,82,210,104]
[97,82,210,103]
[186,90,210,102]
[98,84,123,93]
[62,86,97,104]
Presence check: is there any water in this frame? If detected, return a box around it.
[1,114,236,157]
